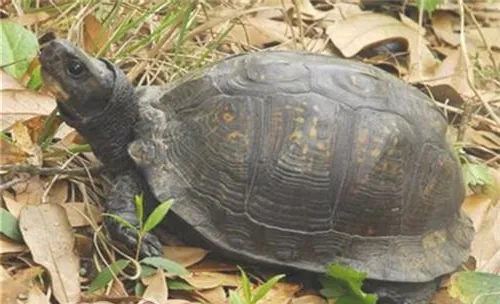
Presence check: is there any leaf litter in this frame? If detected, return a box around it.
[0,0,499,303]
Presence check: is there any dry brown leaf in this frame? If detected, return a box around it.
[193,286,226,303]
[163,246,208,268]
[257,281,301,303]
[431,11,460,47]
[63,202,102,227]
[0,70,24,90]
[142,269,168,304]
[3,190,24,218]
[424,48,474,98]
[0,266,29,304]
[0,88,56,131]
[216,17,293,48]
[19,203,80,304]
[14,175,44,206]
[0,235,27,254]
[464,128,500,150]
[188,260,238,273]
[26,285,51,304]
[0,139,28,165]
[468,28,500,50]
[180,272,240,290]
[22,114,63,146]
[462,195,500,273]
[10,120,42,166]
[83,15,110,55]
[326,12,438,80]
[45,179,69,204]
[11,11,51,26]
[291,294,327,304]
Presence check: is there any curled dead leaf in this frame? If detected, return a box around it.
[163,246,208,268]
[180,272,240,290]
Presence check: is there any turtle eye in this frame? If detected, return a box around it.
[67,59,85,77]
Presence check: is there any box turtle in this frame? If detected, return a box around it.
[39,39,474,303]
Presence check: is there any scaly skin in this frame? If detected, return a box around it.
[40,39,162,257]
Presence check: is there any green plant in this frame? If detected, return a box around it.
[320,263,378,304]
[90,194,187,293]
[229,266,285,304]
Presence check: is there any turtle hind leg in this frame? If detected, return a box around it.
[362,276,443,304]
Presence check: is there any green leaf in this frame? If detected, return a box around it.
[229,290,246,304]
[320,264,377,304]
[134,281,145,297]
[462,163,494,187]
[143,199,174,233]
[139,265,157,278]
[0,21,39,79]
[27,65,43,89]
[141,256,188,276]
[416,0,443,13]
[103,213,138,232]
[449,271,500,304]
[167,279,194,291]
[319,278,346,298]
[0,208,23,242]
[237,266,252,303]
[251,274,285,304]
[134,193,144,228]
[88,259,130,293]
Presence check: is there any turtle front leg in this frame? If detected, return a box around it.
[103,170,163,257]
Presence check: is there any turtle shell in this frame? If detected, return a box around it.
[128,52,474,283]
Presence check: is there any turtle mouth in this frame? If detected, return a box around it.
[41,67,70,101]
[40,67,82,122]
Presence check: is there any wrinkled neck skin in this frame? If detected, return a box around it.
[58,69,138,176]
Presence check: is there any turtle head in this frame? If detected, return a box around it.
[40,39,138,171]
[39,39,115,121]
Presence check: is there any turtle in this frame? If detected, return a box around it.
[39,39,474,303]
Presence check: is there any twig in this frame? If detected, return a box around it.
[0,175,29,192]
[463,4,499,76]
[456,0,500,141]
[0,164,103,177]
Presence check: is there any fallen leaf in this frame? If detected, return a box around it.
[14,175,44,206]
[431,11,460,47]
[142,269,169,304]
[19,203,80,304]
[83,15,110,55]
[10,11,51,26]
[63,202,103,227]
[0,88,56,131]
[449,271,500,303]
[291,294,327,304]
[463,195,500,273]
[468,28,500,50]
[258,281,302,303]
[0,139,28,165]
[424,48,474,98]
[0,266,29,304]
[0,235,27,254]
[22,114,63,146]
[0,70,24,90]
[163,246,209,268]
[326,12,438,80]
[45,179,69,204]
[180,272,240,290]
[26,285,51,304]
[11,121,42,166]
[193,286,226,303]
